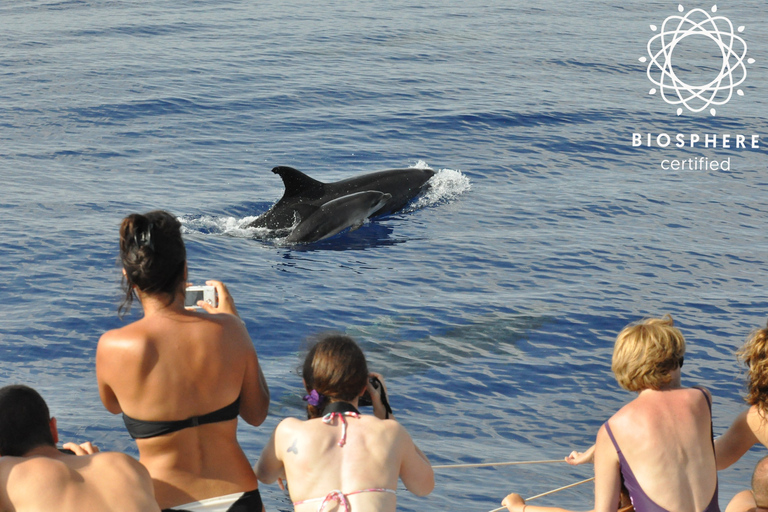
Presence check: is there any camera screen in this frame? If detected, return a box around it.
[184,290,205,307]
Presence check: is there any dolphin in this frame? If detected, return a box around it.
[283,191,392,243]
[246,166,436,232]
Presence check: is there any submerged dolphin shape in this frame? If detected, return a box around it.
[246,166,436,233]
[283,191,392,243]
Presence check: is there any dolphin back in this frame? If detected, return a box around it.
[246,166,435,232]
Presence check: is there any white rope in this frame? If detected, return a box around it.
[526,477,594,500]
[432,459,565,469]
[487,476,595,512]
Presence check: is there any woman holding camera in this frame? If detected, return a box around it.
[96,210,270,511]
[255,333,434,511]
[502,315,719,512]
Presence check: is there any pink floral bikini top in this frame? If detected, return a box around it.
[292,402,397,511]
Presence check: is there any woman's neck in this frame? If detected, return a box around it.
[136,289,184,317]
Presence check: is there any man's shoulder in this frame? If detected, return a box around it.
[84,451,148,477]
[0,454,72,488]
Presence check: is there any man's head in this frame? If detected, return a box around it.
[0,385,57,456]
[753,455,768,508]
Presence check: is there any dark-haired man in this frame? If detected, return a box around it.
[0,384,160,512]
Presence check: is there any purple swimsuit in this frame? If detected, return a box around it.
[604,387,720,512]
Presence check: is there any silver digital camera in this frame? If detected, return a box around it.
[185,285,217,309]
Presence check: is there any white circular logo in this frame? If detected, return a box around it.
[640,4,754,116]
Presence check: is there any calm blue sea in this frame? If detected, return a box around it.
[2,1,767,510]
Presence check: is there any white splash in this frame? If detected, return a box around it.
[404,163,471,213]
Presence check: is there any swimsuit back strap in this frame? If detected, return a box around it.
[603,421,622,453]
[317,490,351,512]
[692,386,712,411]
[691,386,716,449]
[122,396,240,439]
[293,488,396,511]
[322,411,360,447]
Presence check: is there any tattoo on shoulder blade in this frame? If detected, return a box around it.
[287,439,298,455]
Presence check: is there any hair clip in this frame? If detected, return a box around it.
[134,222,154,250]
[302,389,325,407]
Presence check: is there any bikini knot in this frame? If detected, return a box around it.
[322,411,360,447]
[317,490,351,512]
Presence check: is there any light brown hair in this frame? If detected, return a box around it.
[737,322,768,416]
[301,334,369,419]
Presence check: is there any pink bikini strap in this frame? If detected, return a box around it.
[316,490,351,511]
[293,488,396,511]
[322,411,360,447]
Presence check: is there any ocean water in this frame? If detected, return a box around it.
[1,1,767,510]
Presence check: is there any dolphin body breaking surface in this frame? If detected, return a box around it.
[283,191,392,244]
[247,166,436,242]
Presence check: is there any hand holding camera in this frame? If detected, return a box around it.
[360,372,393,420]
[185,280,240,317]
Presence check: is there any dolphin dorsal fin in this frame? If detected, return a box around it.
[272,166,325,199]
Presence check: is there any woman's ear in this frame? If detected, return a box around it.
[49,417,59,444]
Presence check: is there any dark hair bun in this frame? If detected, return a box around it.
[118,211,186,316]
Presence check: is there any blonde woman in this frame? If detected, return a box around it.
[503,315,719,512]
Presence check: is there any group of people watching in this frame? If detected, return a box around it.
[0,209,767,512]
[0,210,432,512]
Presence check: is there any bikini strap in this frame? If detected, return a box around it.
[322,411,360,447]
[316,490,351,512]
[293,488,396,511]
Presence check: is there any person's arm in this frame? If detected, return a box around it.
[367,372,392,420]
[398,426,434,497]
[201,280,270,426]
[502,492,585,512]
[238,342,270,426]
[566,444,596,465]
[593,425,621,512]
[95,331,124,414]
[254,425,286,484]
[715,408,760,470]
[725,490,756,512]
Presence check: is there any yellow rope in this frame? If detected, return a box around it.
[488,476,595,512]
[432,459,565,469]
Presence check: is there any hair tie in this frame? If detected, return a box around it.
[303,389,325,407]
[134,222,154,250]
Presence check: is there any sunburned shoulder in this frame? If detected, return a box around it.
[611,386,708,424]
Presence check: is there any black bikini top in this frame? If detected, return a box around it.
[122,396,241,439]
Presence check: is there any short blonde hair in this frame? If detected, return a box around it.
[737,322,768,417]
[611,315,685,392]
